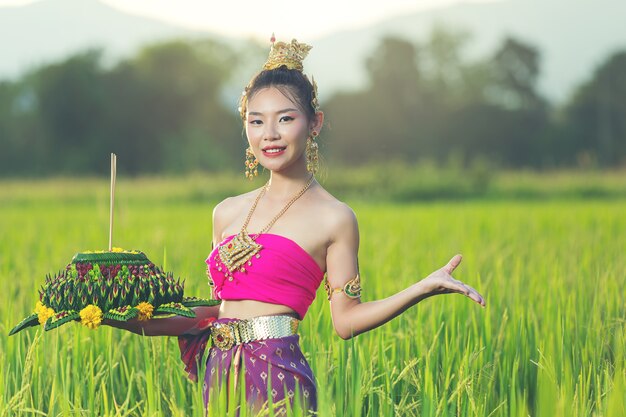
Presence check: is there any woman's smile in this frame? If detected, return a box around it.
[262,145,287,157]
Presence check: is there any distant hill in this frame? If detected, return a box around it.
[1,0,625,103]
[308,0,626,103]
[0,0,210,75]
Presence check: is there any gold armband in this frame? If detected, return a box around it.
[323,274,361,300]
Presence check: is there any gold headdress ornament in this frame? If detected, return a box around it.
[263,34,312,72]
[238,33,320,120]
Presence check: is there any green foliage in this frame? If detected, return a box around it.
[1,27,626,176]
[487,36,545,111]
[562,51,626,167]
[1,178,625,416]
[3,166,626,206]
[325,29,552,169]
[0,38,243,177]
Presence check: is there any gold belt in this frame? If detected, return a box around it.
[210,315,299,350]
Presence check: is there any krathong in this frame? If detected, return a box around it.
[9,153,219,335]
[10,248,219,334]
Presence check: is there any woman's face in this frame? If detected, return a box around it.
[245,86,311,174]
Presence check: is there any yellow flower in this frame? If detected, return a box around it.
[136,302,154,321]
[35,301,55,325]
[80,304,103,329]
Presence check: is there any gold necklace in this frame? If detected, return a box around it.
[217,174,315,278]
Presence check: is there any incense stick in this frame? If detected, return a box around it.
[109,153,116,251]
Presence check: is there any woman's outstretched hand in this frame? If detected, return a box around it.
[418,255,486,307]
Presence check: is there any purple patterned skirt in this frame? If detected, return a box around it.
[179,316,317,416]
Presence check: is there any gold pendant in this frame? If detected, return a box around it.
[217,231,263,273]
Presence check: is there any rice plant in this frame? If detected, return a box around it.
[1,177,624,416]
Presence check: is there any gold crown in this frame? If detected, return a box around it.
[263,35,313,72]
[238,34,320,120]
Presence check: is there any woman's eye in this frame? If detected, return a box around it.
[280,116,294,122]
[249,120,262,125]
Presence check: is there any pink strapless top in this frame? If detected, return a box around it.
[205,233,325,320]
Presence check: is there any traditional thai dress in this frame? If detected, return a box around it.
[178,233,325,416]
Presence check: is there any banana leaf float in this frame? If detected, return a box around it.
[10,248,219,335]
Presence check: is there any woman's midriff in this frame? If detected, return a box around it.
[218,299,300,320]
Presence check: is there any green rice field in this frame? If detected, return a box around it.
[1,175,624,416]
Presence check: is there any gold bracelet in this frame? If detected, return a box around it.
[324,274,361,300]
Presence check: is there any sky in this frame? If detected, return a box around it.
[0,0,501,40]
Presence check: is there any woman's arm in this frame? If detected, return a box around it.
[326,205,485,340]
[104,199,231,336]
[102,304,221,336]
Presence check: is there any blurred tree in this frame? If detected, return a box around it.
[420,23,474,107]
[0,38,242,177]
[0,77,49,176]
[326,36,426,164]
[325,30,550,168]
[365,36,421,106]
[419,25,490,163]
[440,102,549,167]
[34,48,108,174]
[104,38,241,175]
[2,29,624,176]
[486,36,546,111]
[440,35,549,167]
[562,50,626,167]
[323,89,373,164]
[0,81,17,173]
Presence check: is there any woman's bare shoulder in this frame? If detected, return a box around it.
[212,188,262,241]
[213,190,257,215]
[311,185,358,236]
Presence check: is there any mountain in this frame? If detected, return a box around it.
[0,0,219,76]
[307,0,626,103]
[1,0,625,103]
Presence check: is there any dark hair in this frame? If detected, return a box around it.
[239,65,318,123]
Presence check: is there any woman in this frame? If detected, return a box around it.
[104,36,486,416]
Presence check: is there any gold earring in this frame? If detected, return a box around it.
[245,146,259,180]
[306,134,319,175]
